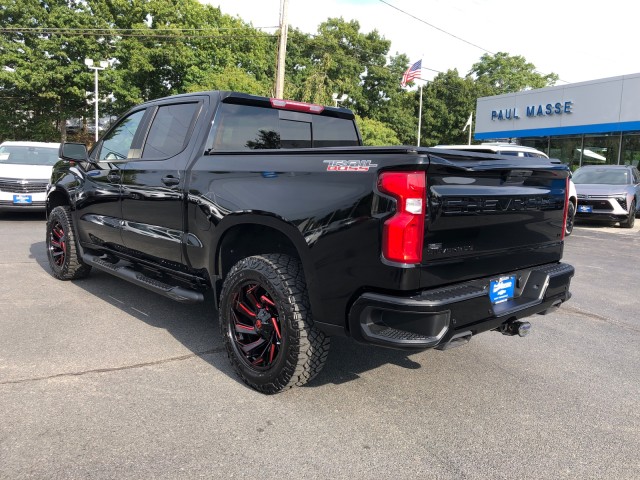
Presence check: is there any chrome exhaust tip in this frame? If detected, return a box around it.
[500,319,531,337]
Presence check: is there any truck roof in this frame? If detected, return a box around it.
[137,90,356,120]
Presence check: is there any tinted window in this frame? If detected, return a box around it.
[142,103,199,159]
[210,103,358,150]
[281,120,311,148]
[312,115,359,147]
[213,103,280,150]
[99,110,145,161]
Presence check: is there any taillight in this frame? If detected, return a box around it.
[378,171,426,264]
[270,98,324,114]
[561,176,569,240]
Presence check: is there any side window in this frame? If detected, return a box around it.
[99,110,145,161]
[142,103,199,159]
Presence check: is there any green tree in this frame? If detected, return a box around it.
[285,19,415,145]
[0,0,108,141]
[419,70,478,146]
[0,0,278,141]
[103,0,275,109]
[356,115,400,146]
[286,18,390,108]
[469,52,558,95]
[367,54,416,145]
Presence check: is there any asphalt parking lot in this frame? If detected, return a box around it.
[1,212,639,480]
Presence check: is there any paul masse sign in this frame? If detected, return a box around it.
[475,73,640,139]
[491,101,573,121]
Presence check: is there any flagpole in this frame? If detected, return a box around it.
[417,83,423,147]
[468,113,472,145]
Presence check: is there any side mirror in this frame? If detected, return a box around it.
[59,142,88,162]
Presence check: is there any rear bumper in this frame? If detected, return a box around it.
[348,262,574,350]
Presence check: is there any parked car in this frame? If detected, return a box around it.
[573,165,640,228]
[433,143,578,235]
[0,141,60,211]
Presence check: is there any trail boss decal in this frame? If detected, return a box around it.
[324,160,378,172]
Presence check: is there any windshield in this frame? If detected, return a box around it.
[0,145,59,166]
[572,168,630,185]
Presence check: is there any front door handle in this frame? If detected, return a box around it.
[162,175,180,186]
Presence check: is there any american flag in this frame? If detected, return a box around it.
[401,59,422,87]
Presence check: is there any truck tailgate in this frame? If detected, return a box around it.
[420,152,568,288]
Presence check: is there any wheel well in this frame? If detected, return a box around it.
[217,224,300,281]
[47,190,70,216]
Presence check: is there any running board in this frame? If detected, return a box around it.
[82,253,204,303]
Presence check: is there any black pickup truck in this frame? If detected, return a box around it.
[46,91,574,393]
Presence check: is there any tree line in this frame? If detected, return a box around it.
[0,0,558,146]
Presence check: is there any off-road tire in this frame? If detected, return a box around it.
[565,201,576,236]
[621,200,635,229]
[46,206,92,280]
[219,254,330,394]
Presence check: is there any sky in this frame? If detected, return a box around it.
[208,0,639,86]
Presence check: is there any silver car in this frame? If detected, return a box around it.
[573,165,640,228]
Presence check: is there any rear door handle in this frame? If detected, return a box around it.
[162,175,180,186]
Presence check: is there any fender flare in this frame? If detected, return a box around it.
[210,212,324,320]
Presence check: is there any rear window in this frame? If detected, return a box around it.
[313,115,359,148]
[209,103,358,151]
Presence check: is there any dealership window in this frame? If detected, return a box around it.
[582,134,620,165]
[521,137,550,156]
[549,136,582,170]
[621,133,640,167]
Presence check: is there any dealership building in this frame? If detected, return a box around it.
[474,73,640,169]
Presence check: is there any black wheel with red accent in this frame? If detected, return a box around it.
[46,206,91,280]
[219,254,330,394]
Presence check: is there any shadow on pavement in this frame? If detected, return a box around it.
[29,240,425,391]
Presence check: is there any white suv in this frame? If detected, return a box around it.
[0,141,60,212]
[433,143,578,236]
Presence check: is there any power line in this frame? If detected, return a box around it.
[378,0,570,84]
[378,0,494,56]
[0,27,277,39]
[0,26,278,32]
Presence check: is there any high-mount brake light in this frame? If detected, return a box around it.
[378,171,426,264]
[561,176,569,241]
[269,98,325,114]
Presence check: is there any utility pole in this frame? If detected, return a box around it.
[274,0,289,98]
[417,83,423,147]
[85,58,108,142]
